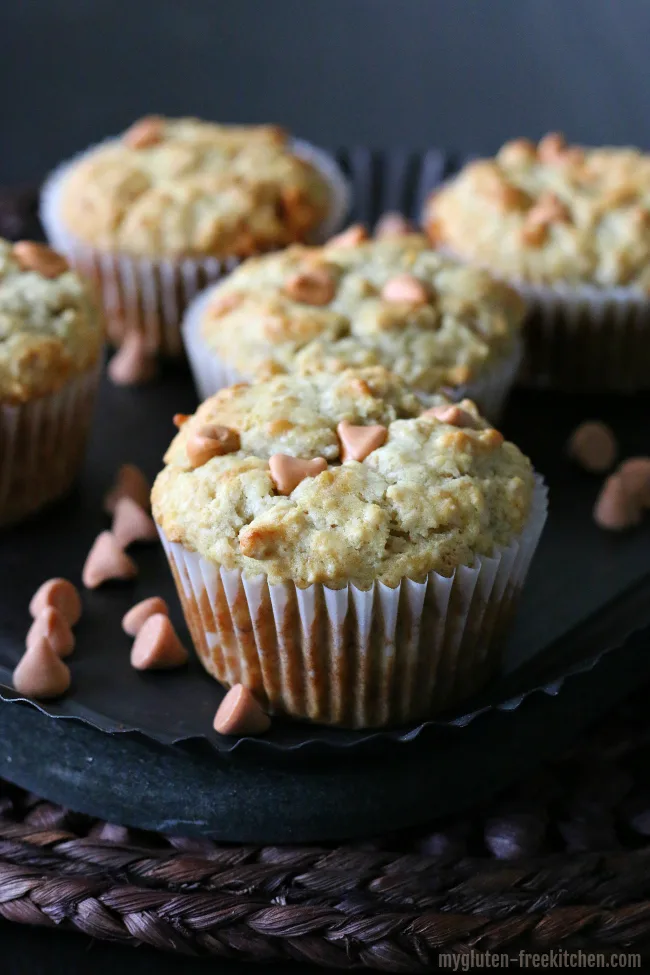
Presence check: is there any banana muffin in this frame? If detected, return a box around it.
[184,232,526,420]
[0,237,103,526]
[425,133,650,389]
[153,367,546,728]
[40,116,348,356]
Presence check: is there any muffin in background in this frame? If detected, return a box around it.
[425,133,650,390]
[183,232,525,421]
[0,238,103,527]
[40,117,349,357]
[153,367,547,729]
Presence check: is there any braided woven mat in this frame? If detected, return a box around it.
[1,682,650,971]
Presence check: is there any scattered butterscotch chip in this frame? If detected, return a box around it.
[130,614,188,670]
[122,597,169,637]
[209,290,244,318]
[337,421,388,462]
[82,532,138,589]
[617,457,650,508]
[104,464,151,515]
[422,404,477,428]
[123,115,164,149]
[27,607,74,658]
[375,212,413,238]
[567,421,617,473]
[381,273,429,305]
[29,578,82,626]
[13,637,71,699]
[213,684,271,736]
[325,224,368,248]
[13,240,69,279]
[283,266,336,306]
[593,475,641,531]
[112,496,158,548]
[269,454,328,495]
[173,413,191,429]
[537,131,567,162]
[108,332,157,386]
[186,425,241,468]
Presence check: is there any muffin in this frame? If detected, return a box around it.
[152,367,547,728]
[425,133,650,389]
[0,238,103,527]
[183,232,525,421]
[40,116,349,356]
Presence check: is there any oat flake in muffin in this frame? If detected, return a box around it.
[194,233,525,394]
[58,117,333,259]
[425,133,650,289]
[153,367,544,726]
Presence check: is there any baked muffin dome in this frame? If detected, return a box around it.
[58,117,333,258]
[425,133,650,288]
[152,367,535,590]
[195,233,525,391]
[0,238,103,404]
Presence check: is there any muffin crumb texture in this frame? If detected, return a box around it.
[0,238,102,403]
[59,117,332,258]
[426,134,650,288]
[152,368,535,588]
[198,235,525,390]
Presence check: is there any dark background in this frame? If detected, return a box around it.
[1,1,649,971]
[2,0,650,186]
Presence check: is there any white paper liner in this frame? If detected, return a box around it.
[0,361,101,528]
[432,243,650,392]
[183,284,522,422]
[39,138,350,358]
[158,475,547,729]
[512,280,650,391]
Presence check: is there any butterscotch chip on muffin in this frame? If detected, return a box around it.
[152,368,535,590]
[197,235,525,393]
[57,117,332,259]
[425,134,650,288]
[0,238,102,404]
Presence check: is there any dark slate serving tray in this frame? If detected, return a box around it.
[0,149,649,841]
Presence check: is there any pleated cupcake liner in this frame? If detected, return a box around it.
[182,283,522,422]
[0,361,101,528]
[39,139,351,358]
[514,281,650,392]
[157,475,547,729]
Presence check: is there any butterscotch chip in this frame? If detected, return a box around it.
[12,241,69,279]
[538,131,567,162]
[283,266,336,306]
[269,454,328,495]
[422,404,477,428]
[381,274,429,305]
[112,496,158,547]
[104,464,151,515]
[213,684,271,736]
[325,224,368,248]
[122,597,169,637]
[209,291,244,317]
[567,421,617,473]
[173,413,191,428]
[108,332,157,386]
[375,213,413,238]
[186,425,240,468]
[617,457,650,507]
[29,578,82,626]
[130,614,188,670]
[82,532,138,589]
[13,637,71,699]
[26,607,74,658]
[123,115,164,149]
[337,421,387,462]
[593,475,641,531]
